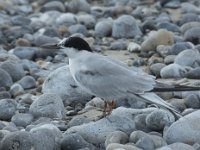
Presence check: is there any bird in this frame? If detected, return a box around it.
[41,36,191,118]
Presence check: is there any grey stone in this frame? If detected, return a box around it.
[94,18,113,37]
[0,68,12,88]
[181,22,200,34]
[134,114,150,132]
[68,24,88,36]
[17,76,36,89]
[164,55,176,64]
[66,107,155,145]
[174,49,200,67]
[169,42,193,55]
[150,63,166,77]
[29,93,65,119]
[0,60,25,82]
[4,26,33,42]
[0,130,10,141]
[184,94,200,109]
[112,15,142,38]
[179,13,200,26]
[0,91,11,99]
[11,15,31,26]
[158,142,195,150]
[0,99,17,120]
[11,47,36,60]
[30,124,62,150]
[164,110,200,144]
[106,143,142,150]
[34,35,59,47]
[56,13,77,26]
[110,40,127,50]
[156,45,171,57]
[136,136,155,150]
[105,131,129,147]
[61,133,95,150]
[157,22,180,33]
[160,64,187,78]
[186,67,200,79]
[41,1,65,12]
[68,116,91,127]
[145,109,175,131]
[43,27,61,38]
[184,27,200,44]
[129,130,167,149]
[170,98,186,112]
[181,2,200,14]
[67,0,91,13]
[11,113,33,127]
[0,131,35,150]
[42,66,91,106]
[10,83,24,97]
[77,14,96,29]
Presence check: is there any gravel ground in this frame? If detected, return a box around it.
[0,0,200,149]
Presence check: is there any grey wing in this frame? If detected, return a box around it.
[74,53,156,99]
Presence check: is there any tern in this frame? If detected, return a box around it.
[42,36,190,118]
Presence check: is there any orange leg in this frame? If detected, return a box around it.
[102,100,116,117]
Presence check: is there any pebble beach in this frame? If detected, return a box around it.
[0,0,200,149]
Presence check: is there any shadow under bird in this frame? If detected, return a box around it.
[41,36,200,119]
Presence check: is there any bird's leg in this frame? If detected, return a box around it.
[102,101,108,117]
[100,100,116,119]
[107,100,116,115]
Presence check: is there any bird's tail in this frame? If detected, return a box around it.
[138,92,182,119]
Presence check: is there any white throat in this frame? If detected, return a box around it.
[61,48,78,58]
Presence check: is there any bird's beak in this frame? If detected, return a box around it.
[40,43,60,49]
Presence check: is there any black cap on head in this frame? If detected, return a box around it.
[61,37,92,52]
